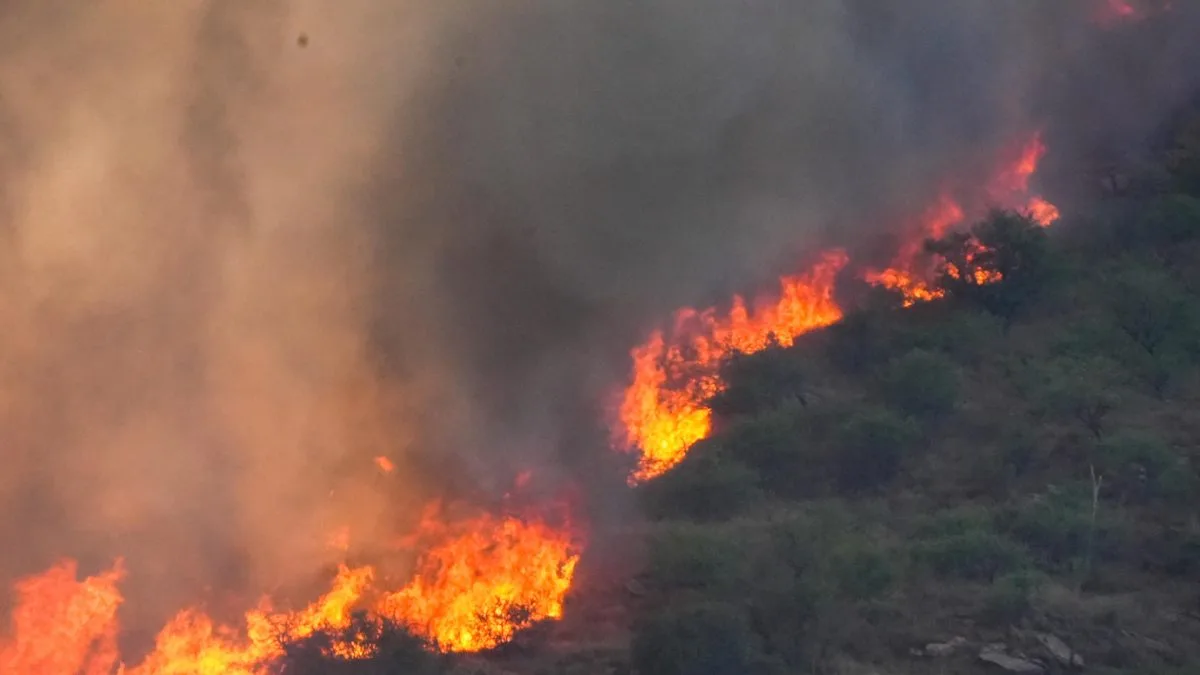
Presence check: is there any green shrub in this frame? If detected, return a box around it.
[1106,260,1199,356]
[640,449,764,521]
[926,210,1056,325]
[830,541,898,600]
[914,529,1031,582]
[711,345,809,419]
[717,403,826,499]
[825,309,902,375]
[631,603,758,675]
[1097,431,1197,505]
[1001,484,1133,575]
[834,407,921,494]
[879,349,961,420]
[912,510,1031,582]
[1033,356,1125,439]
[644,526,748,592]
[980,569,1043,627]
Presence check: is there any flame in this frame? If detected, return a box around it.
[122,564,375,675]
[378,503,580,652]
[617,250,849,482]
[0,560,125,675]
[616,132,1060,481]
[1027,196,1061,227]
[374,456,396,474]
[866,133,1058,306]
[2,495,580,672]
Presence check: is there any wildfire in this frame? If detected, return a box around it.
[615,132,1061,482]
[379,504,579,652]
[0,497,580,673]
[617,250,848,483]
[0,560,125,675]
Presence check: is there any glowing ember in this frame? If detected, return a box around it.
[379,504,580,653]
[617,250,849,483]
[0,560,124,675]
[374,456,396,473]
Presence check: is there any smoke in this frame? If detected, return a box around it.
[0,0,1198,643]
[364,0,1200,490]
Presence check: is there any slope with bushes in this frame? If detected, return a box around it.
[627,118,1200,675]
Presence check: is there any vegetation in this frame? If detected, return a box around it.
[621,113,1200,675]
[292,104,1200,675]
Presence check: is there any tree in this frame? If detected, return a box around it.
[926,210,1054,325]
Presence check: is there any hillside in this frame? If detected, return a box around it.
[610,116,1200,675]
[257,106,1200,675]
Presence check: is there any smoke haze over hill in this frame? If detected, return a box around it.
[0,0,1197,642]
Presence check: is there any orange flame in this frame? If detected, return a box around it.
[617,250,849,482]
[0,560,125,675]
[374,456,396,474]
[2,496,580,672]
[865,133,1058,306]
[379,504,580,652]
[1027,196,1061,227]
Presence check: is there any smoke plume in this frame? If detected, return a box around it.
[0,0,1198,642]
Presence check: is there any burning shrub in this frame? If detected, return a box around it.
[878,348,961,421]
[833,407,921,494]
[275,613,444,675]
[926,210,1055,325]
[631,603,758,675]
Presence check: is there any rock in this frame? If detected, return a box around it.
[979,644,1045,674]
[924,636,968,657]
[1035,632,1084,668]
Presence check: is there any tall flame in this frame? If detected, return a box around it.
[379,504,579,652]
[0,560,125,675]
[617,250,849,483]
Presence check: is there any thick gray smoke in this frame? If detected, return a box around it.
[0,0,1197,642]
